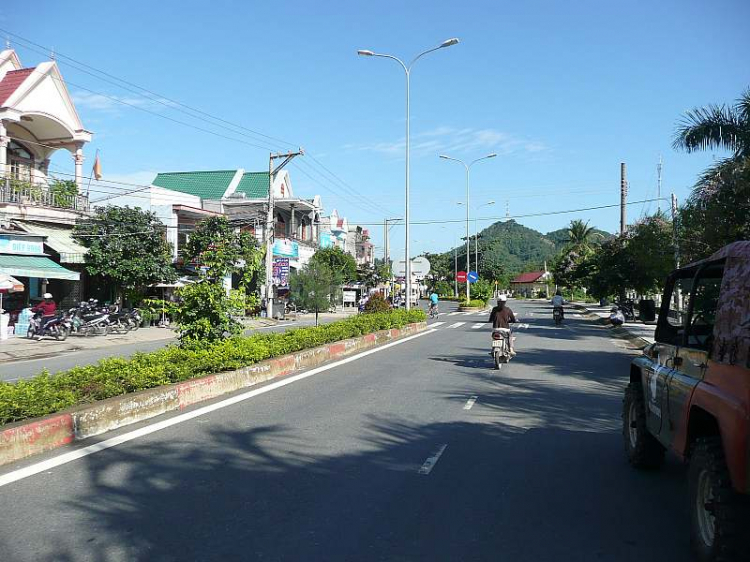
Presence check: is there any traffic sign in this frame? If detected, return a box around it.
[468,271,479,284]
[456,271,467,283]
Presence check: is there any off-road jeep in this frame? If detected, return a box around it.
[623,241,750,562]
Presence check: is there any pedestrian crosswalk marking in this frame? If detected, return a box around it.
[448,322,465,329]
[431,322,445,328]
[449,311,462,316]
[472,323,484,329]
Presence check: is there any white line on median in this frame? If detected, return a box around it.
[0,328,439,488]
[447,322,465,329]
[418,444,448,475]
[463,396,478,410]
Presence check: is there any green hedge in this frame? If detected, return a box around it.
[0,309,426,425]
[459,299,487,308]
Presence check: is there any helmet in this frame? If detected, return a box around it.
[498,294,508,303]
[43,293,53,299]
[611,306,619,312]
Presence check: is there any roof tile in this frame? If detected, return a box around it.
[152,170,236,200]
[0,67,35,106]
[234,172,269,198]
[511,271,546,283]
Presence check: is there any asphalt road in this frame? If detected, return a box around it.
[0,300,689,561]
[0,314,355,382]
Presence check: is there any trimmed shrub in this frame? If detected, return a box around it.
[0,309,426,425]
[459,299,487,308]
[363,293,390,313]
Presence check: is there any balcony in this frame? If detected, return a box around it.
[0,178,89,213]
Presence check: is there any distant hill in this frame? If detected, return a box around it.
[442,219,611,277]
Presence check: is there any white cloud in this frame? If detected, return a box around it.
[71,91,174,114]
[346,126,547,158]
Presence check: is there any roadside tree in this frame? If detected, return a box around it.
[73,206,176,301]
[290,261,338,326]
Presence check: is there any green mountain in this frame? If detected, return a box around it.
[435,220,611,281]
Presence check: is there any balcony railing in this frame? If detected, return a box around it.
[0,178,89,212]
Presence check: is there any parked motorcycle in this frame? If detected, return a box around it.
[553,306,564,326]
[26,310,70,341]
[616,299,636,321]
[68,301,111,336]
[491,327,513,369]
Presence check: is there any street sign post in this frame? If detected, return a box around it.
[456,271,467,283]
[468,271,479,284]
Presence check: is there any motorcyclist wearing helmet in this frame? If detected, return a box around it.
[31,293,58,329]
[489,294,517,355]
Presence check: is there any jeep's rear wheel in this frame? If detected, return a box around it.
[689,437,750,562]
[622,382,665,469]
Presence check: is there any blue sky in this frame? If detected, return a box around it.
[3,0,748,259]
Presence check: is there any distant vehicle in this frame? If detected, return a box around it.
[622,241,750,561]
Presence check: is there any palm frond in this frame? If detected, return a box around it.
[672,104,744,156]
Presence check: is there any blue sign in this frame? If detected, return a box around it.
[319,232,334,249]
[272,239,299,259]
[468,271,479,284]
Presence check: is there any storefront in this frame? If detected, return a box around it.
[0,232,80,317]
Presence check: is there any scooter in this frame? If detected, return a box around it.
[491,327,513,369]
[553,306,564,326]
[69,302,111,336]
[26,310,70,341]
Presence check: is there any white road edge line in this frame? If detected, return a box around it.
[0,328,439,488]
[418,444,448,475]
[463,396,478,410]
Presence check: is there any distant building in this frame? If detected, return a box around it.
[106,168,324,275]
[510,270,552,298]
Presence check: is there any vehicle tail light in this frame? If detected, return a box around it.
[492,332,502,340]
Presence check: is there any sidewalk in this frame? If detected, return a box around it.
[570,301,656,346]
[0,327,177,363]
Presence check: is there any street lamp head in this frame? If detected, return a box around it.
[357,50,375,57]
[486,153,497,158]
[440,38,460,48]
[487,200,496,205]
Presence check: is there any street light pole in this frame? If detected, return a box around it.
[358,38,459,310]
[440,153,496,302]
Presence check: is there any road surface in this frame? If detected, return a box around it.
[0,300,689,561]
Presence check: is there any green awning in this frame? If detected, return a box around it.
[0,255,80,281]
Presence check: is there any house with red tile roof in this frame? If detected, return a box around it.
[0,49,93,309]
[510,269,552,298]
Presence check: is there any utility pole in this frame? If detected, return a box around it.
[454,246,458,298]
[265,148,304,320]
[671,192,681,310]
[657,156,663,213]
[620,162,628,234]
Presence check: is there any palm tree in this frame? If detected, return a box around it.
[567,219,596,251]
[673,88,750,159]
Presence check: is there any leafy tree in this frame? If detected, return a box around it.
[363,293,390,313]
[172,281,244,343]
[73,206,176,298]
[422,252,451,281]
[290,261,338,326]
[433,280,452,297]
[677,157,750,263]
[624,213,675,294]
[309,247,357,283]
[184,216,263,285]
[357,264,379,289]
[584,237,633,300]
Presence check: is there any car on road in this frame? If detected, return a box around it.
[622,241,750,562]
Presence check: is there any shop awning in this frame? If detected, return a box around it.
[0,255,80,281]
[13,221,87,264]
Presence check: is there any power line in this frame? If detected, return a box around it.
[7,34,393,218]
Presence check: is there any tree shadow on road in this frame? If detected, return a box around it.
[0,409,690,562]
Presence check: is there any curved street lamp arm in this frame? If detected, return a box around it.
[369,52,408,73]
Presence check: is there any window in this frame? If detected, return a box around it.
[8,140,34,183]
[275,215,286,238]
[656,276,692,346]
[685,263,724,351]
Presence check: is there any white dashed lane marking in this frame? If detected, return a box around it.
[418,444,448,475]
[464,396,478,410]
[471,323,484,329]
[448,322,466,329]
[430,322,445,328]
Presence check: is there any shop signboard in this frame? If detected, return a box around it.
[272,257,291,288]
[319,232,335,249]
[0,236,44,255]
[273,239,299,259]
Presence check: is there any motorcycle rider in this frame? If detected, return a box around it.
[609,306,625,326]
[551,289,565,320]
[31,293,57,329]
[489,294,517,355]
